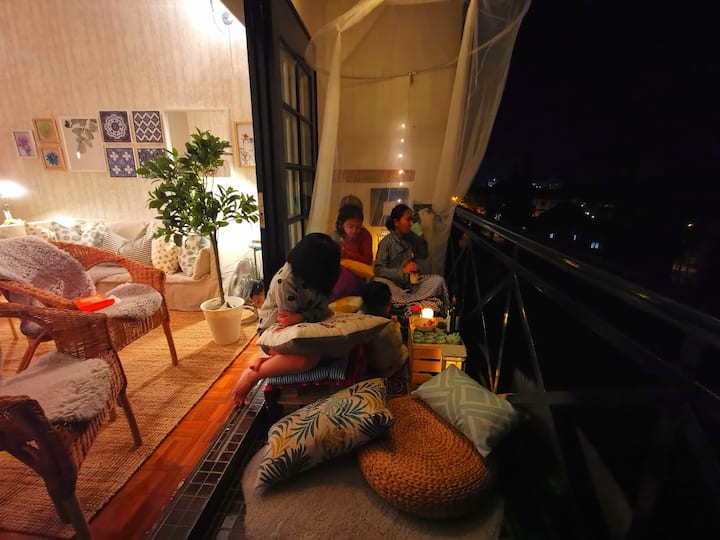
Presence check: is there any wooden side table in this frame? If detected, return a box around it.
[408,316,466,386]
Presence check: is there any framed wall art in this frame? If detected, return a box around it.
[105,147,137,177]
[12,130,38,158]
[33,118,59,144]
[99,110,132,143]
[234,121,256,167]
[58,117,106,172]
[40,145,66,171]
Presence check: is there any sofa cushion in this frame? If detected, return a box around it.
[151,236,179,274]
[178,235,209,277]
[51,220,107,247]
[24,223,56,241]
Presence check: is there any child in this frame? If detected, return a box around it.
[231,233,341,406]
[360,281,408,377]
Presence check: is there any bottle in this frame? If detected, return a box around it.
[408,250,419,285]
[448,296,457,333]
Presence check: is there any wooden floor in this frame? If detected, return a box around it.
[0,318,263,540]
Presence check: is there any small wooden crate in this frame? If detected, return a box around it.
[408,318,466,385]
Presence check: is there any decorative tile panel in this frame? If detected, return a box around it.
[132,110,164,143]
[137,147,166,167]
[100,110,132,142]
[106,147,137,177]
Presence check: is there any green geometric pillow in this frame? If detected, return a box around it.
[412,365,516,457]
[256,378,394,489]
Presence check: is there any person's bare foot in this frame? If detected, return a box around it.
[231,368,260,406]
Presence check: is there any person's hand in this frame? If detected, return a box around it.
[403,261,418,274]
[278,311,304,327]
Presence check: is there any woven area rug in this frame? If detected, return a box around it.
[238,447,503,540]
[0,311,254,538]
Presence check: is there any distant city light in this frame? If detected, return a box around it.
[687,222,694,228]
[549,233,555,239]
[585,211,591,216]
[572,234,577,241]
[591,241,600,249]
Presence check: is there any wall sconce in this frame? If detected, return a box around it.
[0,180,27,222]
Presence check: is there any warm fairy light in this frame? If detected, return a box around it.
[400,138,405,143]
[401,123,406,128]
[398,169,404,175]
[421,308,434,319]
[397,198,402,203]
[451,195,459,202]
[399,182,403,186]
[398,153,403,158]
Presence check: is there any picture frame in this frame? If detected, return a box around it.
[40,144,66,171]
[12,130,38,158]
[58,116,107,172]
[33,118,59,144]
[234,121,255,167]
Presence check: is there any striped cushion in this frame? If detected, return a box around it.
[412,365,517,457]
[266,355,350,385]
[117,234,153,266]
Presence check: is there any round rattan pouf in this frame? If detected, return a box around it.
[357,395,492,519]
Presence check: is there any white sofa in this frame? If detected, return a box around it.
[16,219,220,311]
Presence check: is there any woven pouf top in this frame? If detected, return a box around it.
[357,395,492,519]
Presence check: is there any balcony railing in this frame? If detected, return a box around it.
[446,206,720,540]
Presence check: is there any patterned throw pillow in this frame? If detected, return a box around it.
[51,220,107,247]
[256,378,394,488]
[101,229,130,253]
[256,312,388,356]
[117,234,153,266]
[412,365,517,457]
[178,235,209,277]
[25,223,57,241]
[151,236,179,274]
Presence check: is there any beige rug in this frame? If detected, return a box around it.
[0,311,254,538]
[239,447,503,540]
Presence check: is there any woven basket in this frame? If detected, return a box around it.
[357,395,492,518]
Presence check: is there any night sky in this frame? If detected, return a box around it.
[476,1,720,188]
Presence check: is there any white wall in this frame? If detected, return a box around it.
[0,0,260,281]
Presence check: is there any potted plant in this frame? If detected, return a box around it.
[138,129,258,344]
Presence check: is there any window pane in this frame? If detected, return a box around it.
[301,169,314,215]
[300,121,312,166]
[288,221,302,249]
[298,69,310,117]
[283,112,298,164]
[286,169,301,218]
[279,49,296,108]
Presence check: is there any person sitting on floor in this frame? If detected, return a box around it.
[231,233,341,406]
[359,280,408,377]
[330,203,374,299]
[373,203,448,316]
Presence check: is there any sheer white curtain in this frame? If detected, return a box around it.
[306,0,531,272]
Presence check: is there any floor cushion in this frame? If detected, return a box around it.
[357,395,493,519]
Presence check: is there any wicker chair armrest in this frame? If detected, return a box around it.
[0,395,82,484]
[52,241,166,294]
[0,280,75,310]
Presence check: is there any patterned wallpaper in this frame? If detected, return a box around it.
[0,0,255,223]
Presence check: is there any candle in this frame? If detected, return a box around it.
[421,308,434,319]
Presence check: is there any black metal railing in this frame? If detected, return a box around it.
[445,206,720,540]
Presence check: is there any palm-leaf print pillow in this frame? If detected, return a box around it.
[256,378,394,488]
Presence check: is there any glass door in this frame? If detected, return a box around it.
[245,0,318,282]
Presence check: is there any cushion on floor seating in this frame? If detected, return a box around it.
[357,395,493,519]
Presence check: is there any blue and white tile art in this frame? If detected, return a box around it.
[137,147,166,167]
[132,111,164,143]
[106,147,137,177]
[100,111,132,142]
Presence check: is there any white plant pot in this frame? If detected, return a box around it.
[200,296,246,345]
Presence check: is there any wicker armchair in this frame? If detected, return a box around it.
[0,302,142,539]
[0,240,178,372]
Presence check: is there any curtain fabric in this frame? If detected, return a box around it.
[307,0,531,273]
